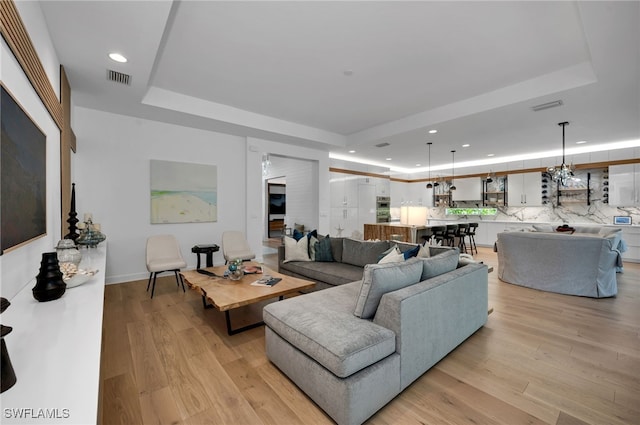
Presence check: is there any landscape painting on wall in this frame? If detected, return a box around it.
[1,84,47,254]
[150,160,217,224]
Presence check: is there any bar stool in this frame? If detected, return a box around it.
[455,223,469,253]
[428,225,447,246]
[444,224,458,247]
[467,222,478,255]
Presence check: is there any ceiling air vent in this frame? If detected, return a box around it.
[107,69,131,85]
[375,142,390,148]
[531,100,563,112]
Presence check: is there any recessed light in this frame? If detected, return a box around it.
[576,140,587,144]
[348,150,356,153]
[109,52,127,63]
[428,129,438,134]
[462,144,470,147]
[415,164,421,167]
[487,153,495,157]
[385,158,392,161]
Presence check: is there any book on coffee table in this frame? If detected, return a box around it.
[251,277,281,287]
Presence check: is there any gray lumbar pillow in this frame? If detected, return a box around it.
[420,249,459,280]
[354,258,423,319]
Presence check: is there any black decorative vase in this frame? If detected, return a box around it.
[1,329,16,392]
[1,297,16,393]
[32,252,67,302]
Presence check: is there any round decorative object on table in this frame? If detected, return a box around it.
[56,239,82,264]
[32,252,66,302]
[64,269,99,288]
[227,258,244,281]
[76,220,106,248]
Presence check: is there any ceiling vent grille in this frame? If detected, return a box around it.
[107,69,131,85]
[375,142,390,148]
[531,100,563,112]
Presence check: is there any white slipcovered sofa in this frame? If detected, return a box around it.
[496,227,624,298]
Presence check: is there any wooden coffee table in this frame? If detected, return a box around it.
[181,264,315,335]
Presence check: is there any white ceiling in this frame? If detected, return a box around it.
[39,1,640,176]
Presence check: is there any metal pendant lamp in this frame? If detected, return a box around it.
[426,142,434,189]
[486,170,493,183]
[450,150,457,191]
[547,121,574,186]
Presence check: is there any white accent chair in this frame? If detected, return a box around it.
[222,231,256,264]
[146,235,187,298]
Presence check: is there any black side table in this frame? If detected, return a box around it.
[191,244,220,269]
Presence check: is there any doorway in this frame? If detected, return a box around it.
[267,178,286,239]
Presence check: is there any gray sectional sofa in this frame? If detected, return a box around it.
[265,245,489,425]
[277,236,455,290]
[496,227,624,297]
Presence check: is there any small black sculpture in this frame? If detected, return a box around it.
[32,252,66,302]
[1,297,16,393]
[64,183,80,243]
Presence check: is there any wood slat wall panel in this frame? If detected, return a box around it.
[1,1,76,237]
[0,0,63,129]
[60,66,72,236]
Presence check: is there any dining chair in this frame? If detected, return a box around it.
[222,231,256,264]
[146,234,187,298]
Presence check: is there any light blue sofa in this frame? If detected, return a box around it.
[496,228,624,297]
[264,251,489,425]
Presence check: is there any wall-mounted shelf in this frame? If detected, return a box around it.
[557,173,591,205]
[482,176,507,206]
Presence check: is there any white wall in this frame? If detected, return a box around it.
[246,137,330,258]
[0,38,61,298]
[73,107,246,283]
[71,110,332,283]
[264,155,319,233]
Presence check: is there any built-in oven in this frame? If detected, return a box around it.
[376,196,391,223]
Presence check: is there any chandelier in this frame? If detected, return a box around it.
[547,121,574,186]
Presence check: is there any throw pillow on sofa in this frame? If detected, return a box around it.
[377,244,398,262]
[417,244,431,258]
[283,236,311,263]
[343,239,390,267]
[292,229,305,241]
[309,235,318,260]
[378,247,404,264]
[420,248,459,280]
[314,235,334,262]
[306,229,319,259]
[403,244,420,260]
[354,257,423,319]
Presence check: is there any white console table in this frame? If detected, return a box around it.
[1,244,106,424]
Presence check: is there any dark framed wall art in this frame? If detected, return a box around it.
[1,84,47,254]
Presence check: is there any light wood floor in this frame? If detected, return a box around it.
[100,247,640,425]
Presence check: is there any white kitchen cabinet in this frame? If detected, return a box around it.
[451,177,482,201]
[330,173,360,208]
[483,222,507,247]
[616,225,640,263]
[330,173,345,208]
[609,164,640,205]
[508,172,542,206]
[330,207,360,238]
[358,184,376,226]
